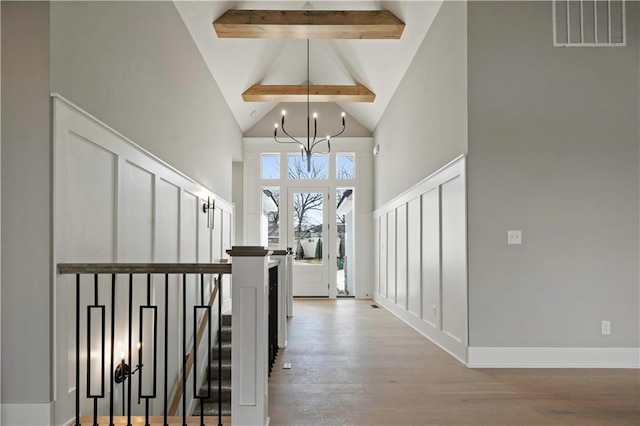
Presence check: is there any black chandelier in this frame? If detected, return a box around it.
[274,39,346,172]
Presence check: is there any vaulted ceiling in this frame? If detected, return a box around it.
[174,1,443,133]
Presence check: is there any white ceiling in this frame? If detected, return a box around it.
[174,1,443,133]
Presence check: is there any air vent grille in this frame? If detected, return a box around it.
[553,0,626,46]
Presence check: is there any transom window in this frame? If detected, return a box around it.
[261,154,280,179]
[336,154,355,179]
[288,154,328,180]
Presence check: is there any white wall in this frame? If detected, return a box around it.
[2,1,242,422]
[371,0,468,363]
[243,138,374,299]
[1,1,52,412]
[50,1,242,201]
[245,102,372,138]
[233,161,245,245]
[467,1,639,362]
[53,96,234,424]
[373,1,468,210]
[374,157,468,362]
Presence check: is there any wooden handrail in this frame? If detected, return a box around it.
[168,278,220,416]
[58,263,231,275]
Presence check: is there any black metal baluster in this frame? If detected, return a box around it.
[141,274,150,426]
[217,274,223,426]
[137,273,158,426]
[200,274,205,426]
[110,274,116,426]
[193,274,212,426]
[76,274,81,426]
[201,273,205,306]
[128,274,133,426]
[182,274,187,426]
[85,274,106,426]
[163,273,169,426]
[94,275,98,426]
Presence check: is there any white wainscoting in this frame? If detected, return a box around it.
[52,95,234,426]
[374,156,467,363]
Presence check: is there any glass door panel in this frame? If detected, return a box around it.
[336,188,355,296]
[289,188,329,296]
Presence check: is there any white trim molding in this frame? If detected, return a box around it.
[468,347,640,369]
[375,296,467,365]
[1,402,54,426]
[373,155,468,363]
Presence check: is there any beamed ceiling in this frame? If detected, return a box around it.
[174,1,443,133]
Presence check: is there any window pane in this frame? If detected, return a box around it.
[261,187,280,250]
[261,154,280,179]
[293,191,324,265]
[337,188,354,295]
[288,154,328,179]
[336,154,355,179]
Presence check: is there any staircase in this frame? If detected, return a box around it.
[193,314,232,417]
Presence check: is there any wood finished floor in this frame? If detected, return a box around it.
[268,299,639,426]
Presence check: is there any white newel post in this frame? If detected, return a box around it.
[272,250,289,348]
[228,246,270,426]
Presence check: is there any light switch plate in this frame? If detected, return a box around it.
[507,230,522,245]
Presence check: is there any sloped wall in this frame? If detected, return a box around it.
[50,1,241,200]
[373,1,467,209]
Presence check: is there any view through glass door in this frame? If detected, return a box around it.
[288,187,329,296]
[336,188,355,297]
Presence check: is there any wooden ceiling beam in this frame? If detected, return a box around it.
[213,10,405,39]
[242,85,376,103]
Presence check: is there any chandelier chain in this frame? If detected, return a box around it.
[274,38,347,172]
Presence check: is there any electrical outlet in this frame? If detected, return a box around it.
[507,230,522,245]
[602,320,611,335]
[432,305,437,318]
[283,363,292,369]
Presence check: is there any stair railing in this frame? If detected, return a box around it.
[167,274,221,420]
[57,263,231,426]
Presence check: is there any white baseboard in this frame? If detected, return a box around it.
[468,346,640,368]
[374,294,467,364]
[1,402,53,426]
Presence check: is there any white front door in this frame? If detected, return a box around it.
[288,187,329,296]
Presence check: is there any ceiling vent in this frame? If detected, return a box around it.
[553,0,626,46]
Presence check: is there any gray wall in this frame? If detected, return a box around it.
[467,1,639,347]
[1,1,51,403]
[373,1,468,209]
[50,1,242,201]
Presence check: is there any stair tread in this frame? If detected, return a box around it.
[193,401,232,417]
[199,379,232,392]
